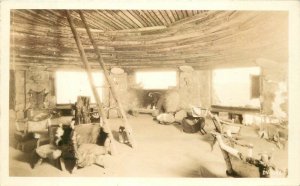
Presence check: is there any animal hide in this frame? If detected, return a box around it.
[156,113,175,124]
[75,96,91,124]
[28,89,48,109]
[258,123,288,149]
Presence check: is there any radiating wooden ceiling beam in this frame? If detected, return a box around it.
[101,10,130,30]
[159,10,172,26]
[149,10,163,25]
[128,10,149,27]
[186,10,194,17]
[170,10,217,27]
[153,10,168,26]
[46,9,67,21]
[170,10,180,22]
[80,11,112,31]
[26,9,68,27]
[114,10,138,29]
[12,9,209,33]
[166,10,176,24]
[175,10,184,19]
[109,10,136,29]
[94,10,124,30]
[12,10,52,27]
[122,10,145,28]
[132,10,153,27]
[140,10,159,26]
[181,10,188,18]
[80,11,116,31]
[192,10,198,16]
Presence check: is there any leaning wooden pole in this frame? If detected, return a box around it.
[65,10,117,155]
[208,111,234,175]
[79,11,136,148]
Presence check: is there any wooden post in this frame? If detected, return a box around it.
[79,11,136,148]
[65,10,117,155]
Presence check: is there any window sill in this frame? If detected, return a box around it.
[211,105,260,114]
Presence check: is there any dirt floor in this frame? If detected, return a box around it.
[9,114,288,177]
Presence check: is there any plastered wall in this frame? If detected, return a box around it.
[126,70,211,111]
[178,70,211,109]
[260,62,288,118]
[10,65,287,120]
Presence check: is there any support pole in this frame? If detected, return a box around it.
[78,11,136,148]
[65,10,117,155]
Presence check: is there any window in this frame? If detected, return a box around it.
[212,67,261,108]
[135,71,177,89]
[56,71,103,104]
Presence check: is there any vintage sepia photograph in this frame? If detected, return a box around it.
[1,1,300,186]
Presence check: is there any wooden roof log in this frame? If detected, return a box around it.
[140,10,159,26]
[10,10,288,69]
[11,41,115,54]
[186,10,194,17]
[12,63,184,71]
[176,10,184,20]
[181,10,188,18]
[11,18,284,55]
[192,10,198,16]
[106,10,132,29]
[165,10,176,23]
[11,50,116,60]
[170,10,180,22]
[106,14,231,41]
[93,10,125,30]
[80,11,114,31]
[113,43,177,51]
[26,9,68,27]
[122,10,145,28]
[80,11,117,31]
[11,54,279,71]
[108,25,166,34]
[159,10,172,25]
[149,10,163,25]
[113,10,138,29]
[101,10,131,30]
[154,10,169,26]
[10,32,284,57]
[11,35,113,50]
[12,11,52,27]
[170,10,218,27]
[132,10,153,27]
[11,42,285,65]
[11,59,188,68]
[12,36,286,62]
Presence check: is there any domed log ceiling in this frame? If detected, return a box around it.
[10,10,288,70]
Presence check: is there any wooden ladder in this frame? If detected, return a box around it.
[66,10,136,153]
